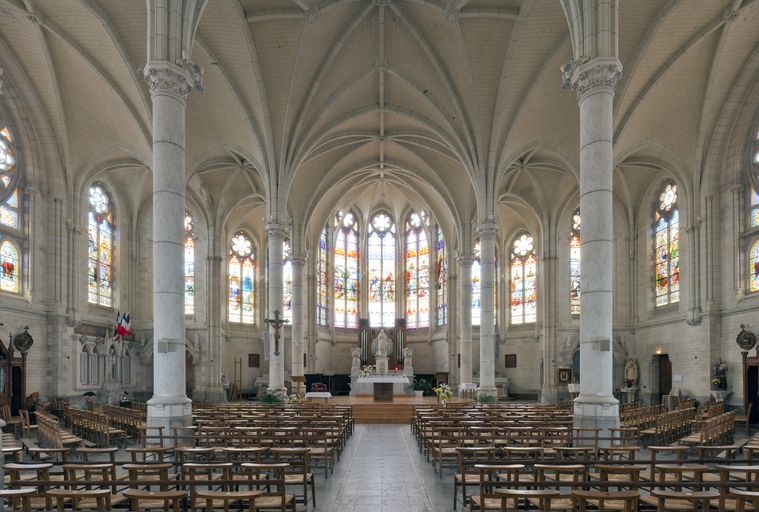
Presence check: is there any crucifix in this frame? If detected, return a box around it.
[264,309,288,356]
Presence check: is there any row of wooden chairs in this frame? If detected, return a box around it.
[35,412,83,450]
[639,407,695,445]
[681,411,737,446]
[67,408,127,447]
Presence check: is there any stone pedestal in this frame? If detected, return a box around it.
[622,386,638,404]
[376,356,389,375]
[710,389,731,403]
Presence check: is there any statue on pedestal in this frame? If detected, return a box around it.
[403,346,414,377]
[376,329,389,358]
[624,358,638,387]
[350,347,361,376]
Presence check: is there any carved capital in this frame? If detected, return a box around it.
[142,62,193,102]
[571,58,622,101]
[265,222,289,240]
[290,256,307,266]
[457,255,475,267]
[477,220,498,240]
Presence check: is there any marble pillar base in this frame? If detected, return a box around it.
[477,386,498,399]
[573,394,619,445]
[147,395,192,446]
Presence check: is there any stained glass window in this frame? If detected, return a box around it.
[0,189,18,229]
[472,240,482,326]
[184,211,195,315]
[317,225,329,326]
[750,240,759,293]
[87,184,114,307]
[282,240,293,322]
[750,189,759,228]
[367,212,395,328]
[436,226,448,326]
[0,240,19,293]
[228,232,255,324]
[0,126,16,193]
[334,211,359,328]
[570,209,581,315]
[654,182,680,307]
[405,212,429,329]
[510,232,537,324]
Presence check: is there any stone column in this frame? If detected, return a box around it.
[457,256,474,387]
[478,221,498,397]
[290,255,306,379]
[572,58,622,429]
[144,62,193,428]
[266,223,287,395]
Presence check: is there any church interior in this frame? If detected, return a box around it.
[0,0,757,510]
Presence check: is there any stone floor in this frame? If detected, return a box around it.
[317,424,453,512]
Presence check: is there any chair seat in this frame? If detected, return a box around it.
[455,473,482,483]
[641,495,710,510]
[253,494,295,509]
[72,494,128,509]
[284,473,313,483]
[471,495,505,511]
[528,496,574,511]
[711,498,755,511]
[587,498,636,511]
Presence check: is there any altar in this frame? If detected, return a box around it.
[355,375,410,401]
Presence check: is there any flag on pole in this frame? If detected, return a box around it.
[113,311,132,340]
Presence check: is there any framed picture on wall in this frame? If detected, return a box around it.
[557,367,572,385]
[248,354,260,368]
[504,354,517,368]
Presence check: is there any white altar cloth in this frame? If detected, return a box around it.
[305,392,333,399]
[356,376,410,384]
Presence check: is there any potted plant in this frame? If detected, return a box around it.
[412,378,429,398]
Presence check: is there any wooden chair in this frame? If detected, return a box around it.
[183,462,234,508]
[46,489,112,512]
[471,464,524,511]
[270,447,315,508]
[60,463,128,508]
[19,410,37,438]
[4,462,56,510]
[0,487,38,512]
[648,489,718,511]
[495,489,560,511]
[533,464,586,510]
[239,462,296,511]
[454,446,495,510]
[716,464,759,511]
[732,489,759,512]
[2,405,22,435]
[123,463,176,492]
[571,490,639,512]
[194,490,262,512]
[122,489,186,512]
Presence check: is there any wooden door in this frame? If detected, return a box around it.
[185,351,194,398]
[748,365,759,423]
[658,355,672,405]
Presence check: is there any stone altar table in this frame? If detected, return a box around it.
[355,375,410,401]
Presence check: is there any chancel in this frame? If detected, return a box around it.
[0,0,757,510]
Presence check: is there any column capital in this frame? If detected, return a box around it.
[477,220,498,240]
[265,222,289,239]
[143,61,193,102]
[290,256,307,266]
[457,254,474,266]
[571,57,622,101]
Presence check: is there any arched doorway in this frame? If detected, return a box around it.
[185,350,194,398]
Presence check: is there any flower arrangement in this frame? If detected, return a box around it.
[433,383,453,403]
[358,365,374,378]
[286,394,301,405]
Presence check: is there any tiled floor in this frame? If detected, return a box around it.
[317,424,453,512]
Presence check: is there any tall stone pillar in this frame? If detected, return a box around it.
[478,221,498,397]
[290,256,306,379]
[144,62,193,428]
[457,256,473,387]
[571,58,622,429]
[266,223,287,395]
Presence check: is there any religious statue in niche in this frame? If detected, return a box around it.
[624,358,639,387]
[376,329,389,358]
[712,359,728,390]
[350,347,362,376]
[402,346,414,377]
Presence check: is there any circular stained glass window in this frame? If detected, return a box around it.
[231,233,253,257]
[371,213,392,232]
[89,185,110,214]
[0,127,17,201]
[513,233,534,257]
[572,211,581,232]
[659,183,677,212]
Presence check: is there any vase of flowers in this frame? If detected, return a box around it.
[433,383,453,406]
[286,394,301,405]
[358,365,374,378]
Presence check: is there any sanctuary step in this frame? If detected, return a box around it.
[352,403,414,424]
